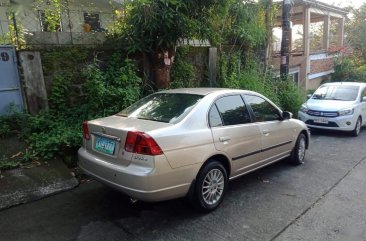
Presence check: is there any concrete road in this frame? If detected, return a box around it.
[1,129,366,241]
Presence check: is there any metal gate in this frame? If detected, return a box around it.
[0,46,23,115]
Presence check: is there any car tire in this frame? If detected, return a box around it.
[350,117,362,137]
[290,133,306,165]
[194,161,228,212]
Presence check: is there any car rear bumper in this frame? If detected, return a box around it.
[78,148,196,202]
[298,112,357,131]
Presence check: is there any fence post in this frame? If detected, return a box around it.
[208,47,217,87]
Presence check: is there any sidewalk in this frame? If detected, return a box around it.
[0,159,79,210]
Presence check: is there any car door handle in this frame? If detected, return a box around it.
[219,136,231,142]
[262,129,270,136]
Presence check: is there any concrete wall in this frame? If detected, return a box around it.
[308,76,324,90]
[1,1,117,46]
[0,6,9,43]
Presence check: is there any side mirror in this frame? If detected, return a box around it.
[307,94,312,99]
[363,97,366,102]
[282,111,293,120]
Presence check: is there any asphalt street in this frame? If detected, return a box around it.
[1,128,366,241]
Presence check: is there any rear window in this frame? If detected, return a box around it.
[312,85,360,101]
[118,93,203,123]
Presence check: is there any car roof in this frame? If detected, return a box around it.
[158,88,258,96]
[321,82,366,87]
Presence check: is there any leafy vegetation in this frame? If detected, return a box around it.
[331,3,366,83]
[219,52,305,116]
[1,50,142,168]
[0,0,310,170]
[170,47,197,88]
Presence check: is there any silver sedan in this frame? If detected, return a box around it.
[78,88,310,211]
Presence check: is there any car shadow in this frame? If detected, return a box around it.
[309,126,365,138]
[94,158,296,221]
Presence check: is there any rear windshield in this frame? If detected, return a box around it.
[312,85,360,101]
[118,93,203,123]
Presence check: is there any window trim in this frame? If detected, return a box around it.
[242,94,283,123]
[83,12,102,32]
[208,94,253,128]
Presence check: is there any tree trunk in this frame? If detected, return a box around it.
[150,48,176,89]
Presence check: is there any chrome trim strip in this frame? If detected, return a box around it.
[232,140,292,161]
[92,131,121,142]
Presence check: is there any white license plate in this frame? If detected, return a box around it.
[314,117,329,124]
[95,136,116,155]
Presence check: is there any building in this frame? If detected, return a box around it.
[270,0,348,90]
[0,0,124,47]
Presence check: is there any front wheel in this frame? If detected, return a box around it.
[194,161,228,212]
[290,133,307,165]
[350,117,362,137]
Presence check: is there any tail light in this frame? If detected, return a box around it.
[82,121,90,140]
[125,131,163,156]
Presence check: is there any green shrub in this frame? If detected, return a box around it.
[171,47,196,88]
[219,52,306,117]
[276,80,306,118]
[5,53,143,166]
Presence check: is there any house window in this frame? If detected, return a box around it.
[290,72,299,87]
[83,13,103,32]
[39,10,62,32]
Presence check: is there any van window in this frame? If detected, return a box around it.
[312,85,360,101]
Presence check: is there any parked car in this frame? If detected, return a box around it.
[298,82,366,136]
[78,88,309,211]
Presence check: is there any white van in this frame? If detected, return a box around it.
[298,82,366,136]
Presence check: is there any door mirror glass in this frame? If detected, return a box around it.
[282,111,293,120]
[363,96,366,102]
[307,94,312,99]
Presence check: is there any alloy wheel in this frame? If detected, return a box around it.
[201,169,225,205]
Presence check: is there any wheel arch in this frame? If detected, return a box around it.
[205,154,232,177]
[300,130,310,149]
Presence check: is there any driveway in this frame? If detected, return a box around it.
[1,129,366,241]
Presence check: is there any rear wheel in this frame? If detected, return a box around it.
[350,117,362,137]
[290,133,306,165]
[194,161,228,212]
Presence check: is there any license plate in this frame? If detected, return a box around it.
[314,117,328,124]
[95,136,116,155]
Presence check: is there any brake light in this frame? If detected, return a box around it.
[125,131,163,156]
[82,121,90,140]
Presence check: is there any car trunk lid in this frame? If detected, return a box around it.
[83,115,172,166]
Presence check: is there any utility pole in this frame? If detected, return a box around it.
[280,0,292,80]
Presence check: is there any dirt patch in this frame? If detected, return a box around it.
[0,135,28,170]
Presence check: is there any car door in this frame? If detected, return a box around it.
[209,95,263,178]
[244,94,294,163]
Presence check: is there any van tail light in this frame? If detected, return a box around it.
[82,121,90,140]
[125,131,163,156]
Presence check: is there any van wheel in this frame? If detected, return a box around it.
[194,161,227,212]
[290,133,306,165]
[351,117,361,137]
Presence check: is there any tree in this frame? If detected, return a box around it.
[110,0,271,89]
[111,0,226,89]
[346,3,366,61]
